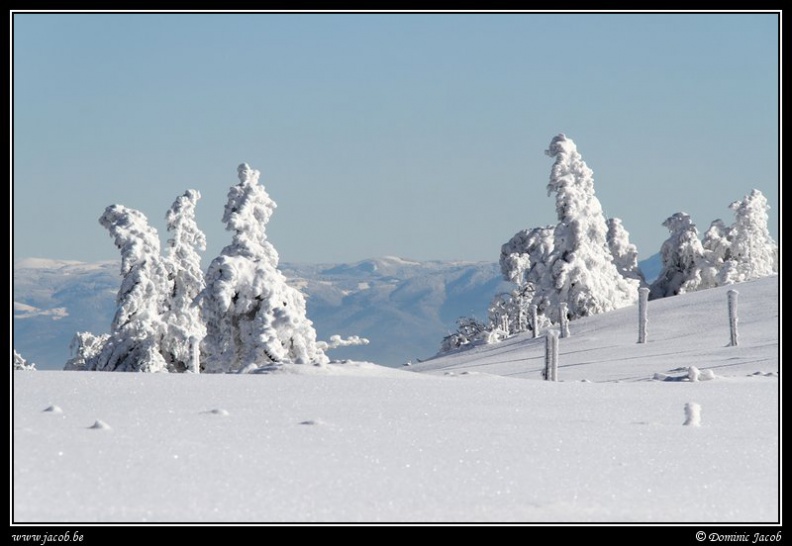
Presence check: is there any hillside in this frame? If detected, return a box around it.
[413,276,778,382]
[12,276,779,523]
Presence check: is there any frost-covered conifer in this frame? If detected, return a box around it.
[535,134,639,320]
[64,332,109,371]
[649,212,705,299]
[607,217,645,284]
[695,219,732,289]
[90,205,171,372]
[198,164,327,372]
[720,189,777,284]
[162,189,207,372]
[13,349,36,371]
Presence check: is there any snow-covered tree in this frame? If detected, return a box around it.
[439,316,489,354]
[535,134,639,320]
[198,163,327,372]
[696,219,732,289]
[13,349,36,371]
[719,189,777,284]
[500,226,555,288]
[162,189,207,373]
[90,205,171,372]
[64,332,110,371]
[607,217,645,284]
[649,212,705,299]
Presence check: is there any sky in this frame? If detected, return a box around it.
[12,11,780,265]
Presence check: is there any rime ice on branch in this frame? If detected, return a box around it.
[198,164,328,372]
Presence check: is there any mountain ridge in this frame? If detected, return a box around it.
[13,254,661,369]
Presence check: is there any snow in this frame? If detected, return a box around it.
[12,276,778,523]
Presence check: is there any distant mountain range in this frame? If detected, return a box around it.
[12,254,661,370]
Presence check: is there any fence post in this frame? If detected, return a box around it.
[559,302,570,338]
[544,330,559,381]
[190,336,201,373]
[728,289,739,347]
[638,287,649,344]
[531,305,540,338]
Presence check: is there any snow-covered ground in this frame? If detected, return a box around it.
[12,276,778,523]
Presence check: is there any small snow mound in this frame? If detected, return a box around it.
[43,405,63,414]
[580,379,592,383]
[299,419,323,426]
[238,363,266,374]
[88,420,111,430]
[683,402,702,427]
[205,409,230,416]
[654,368,717,382]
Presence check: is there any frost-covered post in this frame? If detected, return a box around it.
[531,304,540,338]
[544,330,559,381]
[559,302,570,338]
[189,335,200,373]
[684,402,702,427]
[728,289,739,347]
[638,287,649,344]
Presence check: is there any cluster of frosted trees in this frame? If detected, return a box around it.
[441,134,777,353]
[66,164,340,373]
[442,134,643,351]
[649,189,778,300]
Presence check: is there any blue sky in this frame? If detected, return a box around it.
[12,12,779,265]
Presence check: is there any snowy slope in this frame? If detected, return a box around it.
[413,276,779,382]
[12,276,779,523]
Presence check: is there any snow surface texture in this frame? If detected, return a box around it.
[13,277,778,522]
